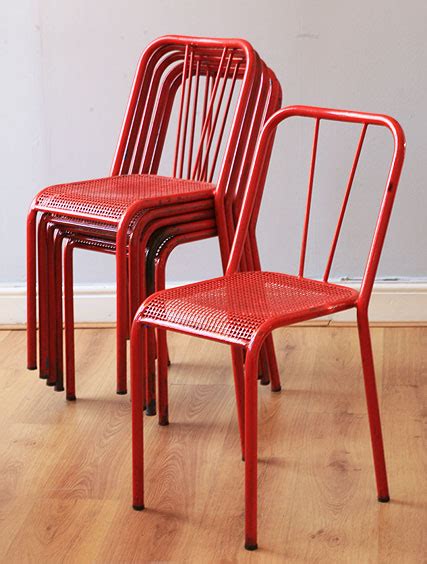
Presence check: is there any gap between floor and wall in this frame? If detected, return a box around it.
[0,280,426,327]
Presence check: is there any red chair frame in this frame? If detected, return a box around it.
[130,105,406,550]
[26,36,281,398]
[41,60,282,406]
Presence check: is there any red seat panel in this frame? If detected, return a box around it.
[139,271,358,345]
[35,174,215,222]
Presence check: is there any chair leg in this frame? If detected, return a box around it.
[258,347,270,386]
[54,231,64,392]
[37,216,50,380]
[116,227,128,395]
[244,344,260,551]
[63,240,76,401]
[265,335,281,392]
[357,308,389,502]
[145,328,157,415]
[249,234,281,391]
[46,224,58,387]
[144,251,157,416]
[26,210,37,370]
[151,242,171,364]
[157,328,169,426]
[131,320,146,510]
[231,346,245,459]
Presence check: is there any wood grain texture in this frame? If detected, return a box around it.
[0,327,425,563]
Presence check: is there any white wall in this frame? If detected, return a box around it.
[1,0,426,290]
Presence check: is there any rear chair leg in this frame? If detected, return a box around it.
[145,328,157,415]
[157,328,169,425]
[357,307,389,502]
[265,334,281,392]
[231,346,245,459]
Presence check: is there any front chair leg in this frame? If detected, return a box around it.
[26,209,38,370]
[63,239,76,401]
[116,224,129,395]
[37,216,50,380]
[357,307,389,502]
[244,343,260,551]
[131,320,146,510]
[53,230,64,392]
[46,224,58,387]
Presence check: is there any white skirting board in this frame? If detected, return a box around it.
[0,282,426,324]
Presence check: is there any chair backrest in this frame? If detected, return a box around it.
[229,65,282,272]
[227,105,406,307]
[111,35,259,188]
[111,35,282,267]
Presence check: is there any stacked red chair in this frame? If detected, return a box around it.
[129,105,406,549]
[26,36,283,407]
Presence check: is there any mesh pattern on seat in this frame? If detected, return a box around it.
[140,272,358,344]
[35,174,214,222]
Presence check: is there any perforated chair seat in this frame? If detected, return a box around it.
[139,271,358,345]
[34,174,215,222]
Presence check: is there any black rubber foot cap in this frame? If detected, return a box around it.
[378,495,390,503]
[116,390,127,395]
[27,365,37,371]
[245,543,258,551]
[158,419,169,426]
[272,385,282,393]
[39,374,48,380]
[66,394,76,401]
[167,360,171,367]
[145,400,156,416]
[55,386,65,392]
[260,379,270,386]
[46,381,56,387]
[133,504,145,511]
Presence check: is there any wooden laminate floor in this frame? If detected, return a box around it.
[0,327,425,563]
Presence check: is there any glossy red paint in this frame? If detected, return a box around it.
[26,36,282,398]
[131,105,406,550]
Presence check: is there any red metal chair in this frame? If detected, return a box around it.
[58,64,282,408]
[41,59,281,405]
[26,36,282,400]
[130,105,406,550]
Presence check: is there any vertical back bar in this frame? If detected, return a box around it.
[323,123,368,281]
[147,72,183,174]
[299,118,320,277]
[192,48,228,180]
[187,60,201,178]
[172,45,190,177]
[131,53,182,173]
[199,52,234,181]
[195,71,210,180]
[178,49,194,178]
[208,61,240,182]
[114,44,168,175]
[140,63,183,174]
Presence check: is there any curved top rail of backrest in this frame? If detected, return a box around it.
[227,105,406,308]
[110,35,257,180]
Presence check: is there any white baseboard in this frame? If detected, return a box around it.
[1,281,426,325]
